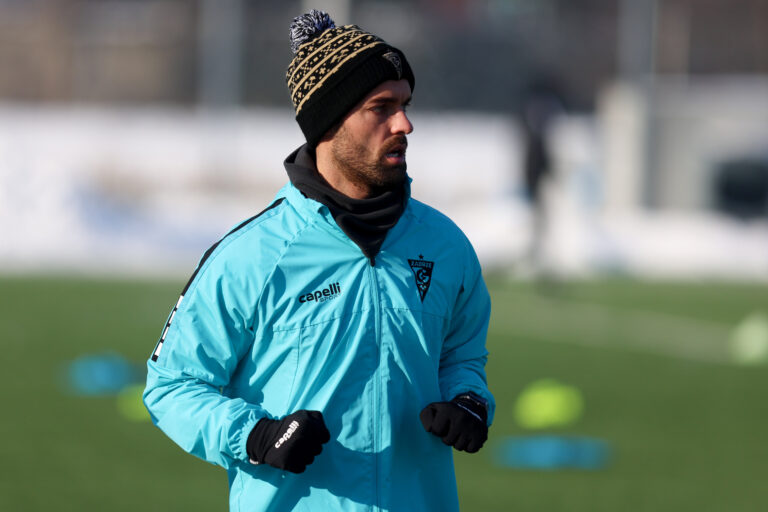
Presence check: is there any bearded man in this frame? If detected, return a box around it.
[144,9,494,512]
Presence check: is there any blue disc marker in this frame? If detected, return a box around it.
[494,436,611,470]
[64,353,140,396]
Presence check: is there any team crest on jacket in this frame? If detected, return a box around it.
[408,255,434,302]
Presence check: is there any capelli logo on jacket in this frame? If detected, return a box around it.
[298,282,342,304]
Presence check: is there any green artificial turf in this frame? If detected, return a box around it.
[1,275,766,511]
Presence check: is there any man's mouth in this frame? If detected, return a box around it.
[384,142,407,162]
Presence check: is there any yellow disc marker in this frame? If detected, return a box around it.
[514,378,584,430]
[116,384,152,422]
[728,312,768,365]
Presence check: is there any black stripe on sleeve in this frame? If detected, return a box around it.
[150,197,285,362]
[180,197,286,296]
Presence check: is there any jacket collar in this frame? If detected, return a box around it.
[282,144,412,264]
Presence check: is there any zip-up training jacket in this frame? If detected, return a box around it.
[143,179,495,512]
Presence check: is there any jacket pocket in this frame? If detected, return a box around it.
[241,326,300,418]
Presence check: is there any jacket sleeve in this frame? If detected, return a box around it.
[143,245,267,469]
[438,242,495,425]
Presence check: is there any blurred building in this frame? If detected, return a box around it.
[1,0,766,109]
[0,0,196,103]
[1,0,767,277]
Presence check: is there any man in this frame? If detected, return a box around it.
[144,9,494,512]
[519,77,564,274]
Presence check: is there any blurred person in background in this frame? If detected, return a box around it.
[519,76,565,275]
[143,9,494,512]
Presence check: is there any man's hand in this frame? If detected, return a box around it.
[419,394,488,453]
[247,410,330,473]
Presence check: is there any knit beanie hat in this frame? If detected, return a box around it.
[286,10,415,148]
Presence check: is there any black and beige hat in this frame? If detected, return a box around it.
[286,10,415,148]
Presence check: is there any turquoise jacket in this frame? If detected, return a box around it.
[143,180,494,511]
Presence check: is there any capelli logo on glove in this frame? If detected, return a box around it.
[274,420,300,449]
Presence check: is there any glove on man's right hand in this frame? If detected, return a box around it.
[246,410,330,473]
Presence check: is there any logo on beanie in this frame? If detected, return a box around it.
[382,51,402,79]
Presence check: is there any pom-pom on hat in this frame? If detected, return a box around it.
[286,9,415,148]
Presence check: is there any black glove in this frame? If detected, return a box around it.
[419,393,488,453]
[246,410,330,473]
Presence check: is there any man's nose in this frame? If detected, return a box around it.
[392,110,413,135]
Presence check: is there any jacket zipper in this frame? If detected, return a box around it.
[366,260,382,511]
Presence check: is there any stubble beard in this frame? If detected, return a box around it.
[330,126,407,194]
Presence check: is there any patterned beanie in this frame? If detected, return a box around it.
[286,10,415,148]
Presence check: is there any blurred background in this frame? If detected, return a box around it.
[1,0,767,510]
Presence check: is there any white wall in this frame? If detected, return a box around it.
[1,103,766,280]
[0,104,525,275]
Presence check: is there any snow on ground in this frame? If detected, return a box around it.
[0,104,765,280]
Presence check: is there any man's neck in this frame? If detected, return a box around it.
[285,144,408,264]
[317,169,372,200]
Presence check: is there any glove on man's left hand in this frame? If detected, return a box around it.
[419,395,488,453]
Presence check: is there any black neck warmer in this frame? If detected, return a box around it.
[284,145,407,265]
